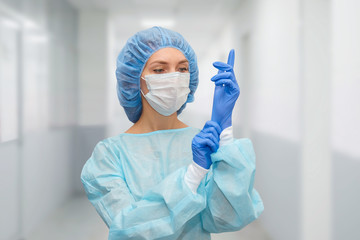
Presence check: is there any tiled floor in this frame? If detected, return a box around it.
[28,194,272,240]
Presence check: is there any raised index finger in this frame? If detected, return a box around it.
[227,49,235,68]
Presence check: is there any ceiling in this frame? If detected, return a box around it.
[66,0,241,15]
[67,0,244,58]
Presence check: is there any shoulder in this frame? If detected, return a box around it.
[87,135,127,165]
[95,134,126,151]
[185,127,201,139]
[81,136,124,182]
[167,127,200,140]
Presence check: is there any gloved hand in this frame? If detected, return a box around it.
[211,49,240,131]
[192,121,221,169]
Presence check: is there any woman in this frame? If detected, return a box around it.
[81,26,263,240]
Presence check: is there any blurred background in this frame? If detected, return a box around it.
[0,0,359,239]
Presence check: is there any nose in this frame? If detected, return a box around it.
[168,65,178,73]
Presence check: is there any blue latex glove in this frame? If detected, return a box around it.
[211,49,240,131]
[192,121,221,169]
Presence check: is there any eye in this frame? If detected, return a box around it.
[153,68,164,73]
[179,67,189,72]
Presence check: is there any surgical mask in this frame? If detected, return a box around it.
[141,72,190,116]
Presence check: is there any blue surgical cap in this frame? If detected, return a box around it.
[115,26,199,123]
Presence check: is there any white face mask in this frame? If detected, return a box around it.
[141,72,190,116]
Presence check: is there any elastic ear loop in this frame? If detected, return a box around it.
[140,76,148,97]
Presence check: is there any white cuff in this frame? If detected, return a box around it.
[184,162,209,194]
[219,126,234,147]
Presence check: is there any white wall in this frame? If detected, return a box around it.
[301,1,332,239]
[249,0,301,142]
[233,1,302,240]
[0,0,78,239]
[0,143,19,239]
[331,0,360,158]
[73,9,111,194]
[331,1,360,239]
[233,1,360,240]
[78,9,108,126]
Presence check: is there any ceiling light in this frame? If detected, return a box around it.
[140,19,175,28]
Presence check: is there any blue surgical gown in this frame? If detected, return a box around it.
[80,127,263,239]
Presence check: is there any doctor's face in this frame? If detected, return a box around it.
[140,48,189,94]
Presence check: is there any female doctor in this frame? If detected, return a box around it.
[81,26,263,240]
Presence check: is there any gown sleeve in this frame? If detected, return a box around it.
[80,141,207,240]
[200,138,264,233]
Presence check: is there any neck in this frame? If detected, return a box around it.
[126,96,188,133]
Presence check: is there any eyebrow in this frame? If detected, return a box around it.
[178,60,189,64]
[149,59,189,66]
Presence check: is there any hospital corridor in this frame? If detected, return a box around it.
[1,0,360,239]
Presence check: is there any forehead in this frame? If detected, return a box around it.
[147,47,187,64]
